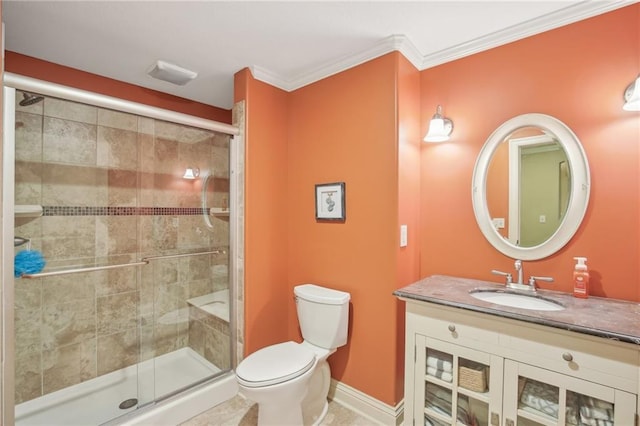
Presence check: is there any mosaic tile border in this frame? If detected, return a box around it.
[42,206,210,216]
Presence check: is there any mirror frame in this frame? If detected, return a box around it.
[472,113,590,260]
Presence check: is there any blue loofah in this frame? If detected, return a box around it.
[14,250,46,277]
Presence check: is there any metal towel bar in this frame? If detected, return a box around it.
[21,261,149,278]
[20,249,225,279]
[141,249,225,262]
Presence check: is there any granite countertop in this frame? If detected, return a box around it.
[394,275,640,345]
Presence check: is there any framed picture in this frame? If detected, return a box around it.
[315,182,345,221]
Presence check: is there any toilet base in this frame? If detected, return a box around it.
[258,400,305,426]
[258,400,327,426]
[238,343,336,426]
[311,400,329,426]
[302,360,331,425]
[239,359,315,426]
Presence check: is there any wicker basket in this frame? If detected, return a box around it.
[458,364,487,393]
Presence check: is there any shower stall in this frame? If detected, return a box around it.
[2,74,243,425]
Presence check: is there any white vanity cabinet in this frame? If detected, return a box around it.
[402,300,639,426]
[414,334,503,426]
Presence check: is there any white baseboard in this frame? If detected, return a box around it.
[328,379,403,425]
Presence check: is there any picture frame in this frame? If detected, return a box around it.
[315,182,346,221]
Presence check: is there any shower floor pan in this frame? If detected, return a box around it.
[16,347,222,426]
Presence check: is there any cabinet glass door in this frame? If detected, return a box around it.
[565,390,615,426]
[504,360,636,426]
[416,335,502,426]
[516,377,559,425]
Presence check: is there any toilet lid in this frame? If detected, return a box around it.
[236,341,315,387]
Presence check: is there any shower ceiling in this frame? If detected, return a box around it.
[1,1,630,110]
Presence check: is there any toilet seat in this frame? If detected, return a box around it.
[236,341,316,388]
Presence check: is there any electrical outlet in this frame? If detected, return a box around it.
[492,218,505,229]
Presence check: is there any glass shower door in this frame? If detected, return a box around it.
[10,87,234,425]
[137,118,233,404]
[12,89,147,424]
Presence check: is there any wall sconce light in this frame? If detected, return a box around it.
[623,75,640,111]
[183,167,199,179]
[424,105,454,142]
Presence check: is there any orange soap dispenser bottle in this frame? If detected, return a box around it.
[573,257,589,298]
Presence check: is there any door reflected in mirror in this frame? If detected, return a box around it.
[486,127,570,248]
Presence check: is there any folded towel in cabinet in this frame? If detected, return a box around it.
[519,379,559,418]
[424,416,448,426]
[578,396,614,426]
[426,386,452,417]
[578,415,613,426]
[426,355,453,373]
[427,366,453,382]
[579,397,614,421]
[455,395,473,425]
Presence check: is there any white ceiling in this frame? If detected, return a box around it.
[2,1,630,110]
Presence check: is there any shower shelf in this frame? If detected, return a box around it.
[209,207,230,216]
[15,204,43,218]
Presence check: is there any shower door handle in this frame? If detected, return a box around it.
[21,260,150,279]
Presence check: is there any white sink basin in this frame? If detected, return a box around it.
[469,289,564,311]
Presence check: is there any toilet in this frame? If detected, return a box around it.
[235,284,350,426]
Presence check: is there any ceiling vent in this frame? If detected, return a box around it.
[147,60,197,86]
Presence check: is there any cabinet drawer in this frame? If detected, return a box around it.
[501,324,639,393]
[407,302,499,348]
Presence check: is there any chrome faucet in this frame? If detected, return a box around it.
[528,275,554,290]
[491,268,512,285]
[492,260,554,293]
[514,259,523,286]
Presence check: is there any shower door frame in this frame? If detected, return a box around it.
[2,85,17,426]
[1,73,241,425]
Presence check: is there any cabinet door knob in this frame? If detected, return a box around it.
[448,324,456,332]
[562,352,573,362]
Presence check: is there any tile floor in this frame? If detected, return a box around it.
[180,394,375,426]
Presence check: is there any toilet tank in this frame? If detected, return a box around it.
[294,284,350,349]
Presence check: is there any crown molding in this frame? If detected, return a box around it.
[252,34,422,92]
[251,1,636,92]
[249,64,292,91]
[285,34,423,91]
[391,34,424,71]
[420,0,635,69]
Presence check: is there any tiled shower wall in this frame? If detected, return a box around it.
[13,91,231,404]
[232,100,245,366]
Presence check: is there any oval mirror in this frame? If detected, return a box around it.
[472,113,590,260]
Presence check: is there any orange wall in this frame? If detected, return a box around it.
[237,5,639,408]
[5,52,231,123]
[236,53,421,405]
[234,68,291,352]
[420,4,640,301]
[397,55,423,293]
[286,53,414,405]
[395,54,422,396]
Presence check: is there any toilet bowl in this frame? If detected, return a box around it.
[236,341,330,425]
[236,284,350,426]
